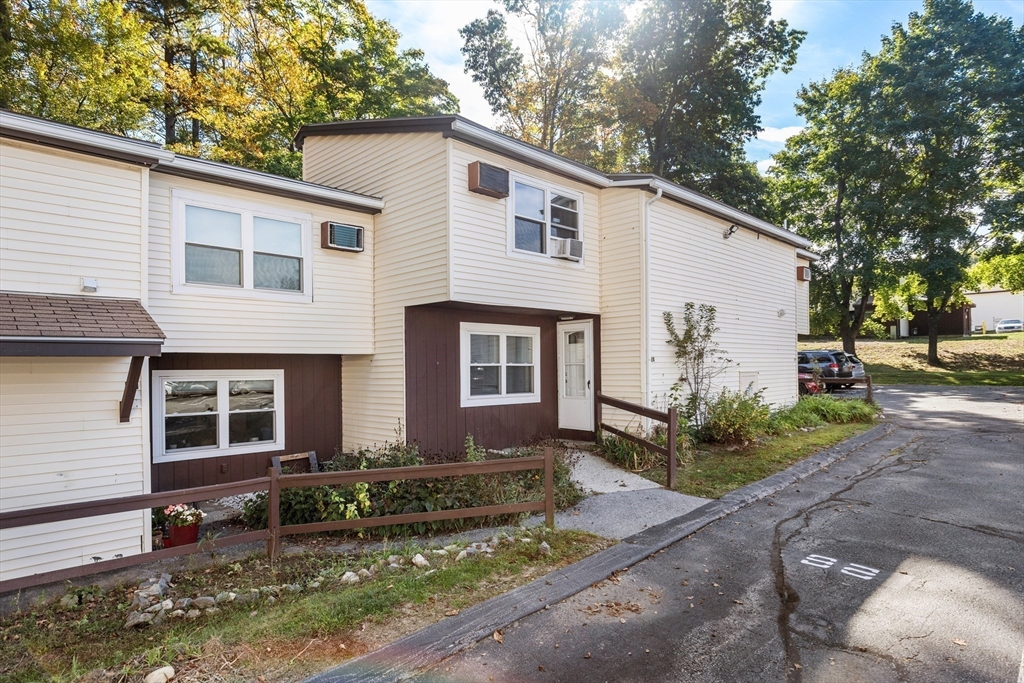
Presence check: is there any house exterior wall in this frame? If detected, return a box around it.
[597,189,645,429]
[797,257,811,335]
[647,199,799,409]
[0,139,144,299]
[147,174,373,354]
[448,140,602,314]
[966,289,1024,330]
[0,357,148,581]
[302,132,451,448]
[149,353,342,491]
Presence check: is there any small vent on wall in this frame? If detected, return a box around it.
[797,266,812,281]
[468,161,509,198]
[322,222,364,252]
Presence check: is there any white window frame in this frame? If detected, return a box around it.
[460,322,542,407]
[505,172,585,265]
[171,189,314,303]
[152,369,286,463]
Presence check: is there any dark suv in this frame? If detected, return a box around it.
[798,350,854,386]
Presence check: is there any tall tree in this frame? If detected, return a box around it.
[872,0,1022,365]
[618,0,803,216]
[0,0,156,135]
[460,0,626,165]
[772,68,904,354]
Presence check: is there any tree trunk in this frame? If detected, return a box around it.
[163,45,176,145]
[926,306,942,366]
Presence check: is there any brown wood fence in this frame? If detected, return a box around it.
[817,375,874,404]
[0,449,555,594]
[595,393,678,489]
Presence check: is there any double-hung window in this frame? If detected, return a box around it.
[510,177,582,258]
[173,190,313,302]
[152,370,286,462]
[460,323,541,407]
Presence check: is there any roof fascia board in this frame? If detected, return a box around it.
[796,248,821,261]
[611,176,813,250]
[153,158,384,214]
[1,111,173,167]
[0,339,164,357]
[295,116,457,146]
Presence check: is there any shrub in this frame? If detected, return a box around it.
[702,388,772,444]
[771,395,877,433]
[861,319,889,340]
[242,436,584,536]
[598,424,694,473]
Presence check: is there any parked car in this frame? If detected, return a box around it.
[840,352,865,388]
[995,318,1023,333]
[798,350,853,392]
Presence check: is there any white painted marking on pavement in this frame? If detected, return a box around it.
[841,563,880,580]
[801,554,838,569]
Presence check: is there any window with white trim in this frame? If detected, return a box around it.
[509,176,582,257]
[172,189,313,302]
[460,323,541,407]
[152,370,285,462]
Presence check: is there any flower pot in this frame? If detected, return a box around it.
[167,523,200,547]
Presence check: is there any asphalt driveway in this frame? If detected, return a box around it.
[408,385,1024,682]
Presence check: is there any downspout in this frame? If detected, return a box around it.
[642,187,663,412]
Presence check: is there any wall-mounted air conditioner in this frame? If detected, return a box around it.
[552,238,583,262]
[321,222,364,252]
[797,266,811,281]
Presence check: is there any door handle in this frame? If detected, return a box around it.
[587,380,591,390]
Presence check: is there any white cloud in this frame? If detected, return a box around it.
[756,159,776,175]
[756,125,804,144]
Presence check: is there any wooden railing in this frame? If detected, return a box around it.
[595,393,678,489]
[817,375,875,404]
[0,449,555,594]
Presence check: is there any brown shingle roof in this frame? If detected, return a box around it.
[0,292,165,340]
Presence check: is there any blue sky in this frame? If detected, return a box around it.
[366,0,1023,172]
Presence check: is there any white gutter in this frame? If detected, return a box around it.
[450,119,611,188]
[643,188,663,412]
[157,155,385,212]
[610,177,813,250]
[796,248,821,262]
[1,110,175,164]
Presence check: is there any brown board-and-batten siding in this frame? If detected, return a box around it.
[150,354,342,491]
[405,303,599,456]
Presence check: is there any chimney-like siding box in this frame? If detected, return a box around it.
[468,161,510,198]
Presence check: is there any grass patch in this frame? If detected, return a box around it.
[800,334,1022,386]
[0,529,609,683]
[644,422,874,498]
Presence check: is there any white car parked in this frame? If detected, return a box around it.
[995,318,1023,333]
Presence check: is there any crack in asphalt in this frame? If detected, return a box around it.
[771,428,923,683]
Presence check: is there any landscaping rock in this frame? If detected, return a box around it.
[285,583,302,593]
[431,549,448,556]
[160,599,174,611]
[235,591,257,604]
[144,603,164,613]
[444,544,459,552]
[205,607,221,616]
[215,591,234,604]
[539,541,551,556]
[266,596,276,604]
[172,598,192,611]
[340,571,360,584]
[185,609,201,620]
[169,610,185,619]
[357,568,372,579]
[124,611,152,629]
[412,554,430,568]
[192,596,216,609]
[455,550,468,562]
[308,581,321,589]
[143,665,175,683]
[387,555,404,565]
[151,609,167,627]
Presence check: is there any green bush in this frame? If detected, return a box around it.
[702,388,772,444]
[242,436,584,537]
[598,425,693,472]
[861,319,889,340]
[771,395,877,433]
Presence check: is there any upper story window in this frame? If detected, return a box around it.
[172,189,313,302]
[509,175,582,260]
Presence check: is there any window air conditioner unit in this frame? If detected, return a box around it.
[321,222,363,252]
[797,266,811,281]
[552,238,584,262]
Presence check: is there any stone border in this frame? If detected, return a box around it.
[306,422,895,682]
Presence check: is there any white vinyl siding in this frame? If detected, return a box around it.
[0,357,148,581]
[647,200,799,409]
[148,175,373,354]
[797,257,811,335]
[598,189,646,429]
[449,141,601,313]
[0,140,144,299]
[302,133,450,448]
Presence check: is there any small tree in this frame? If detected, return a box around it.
[663,303,731,430]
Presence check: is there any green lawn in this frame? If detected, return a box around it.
[641,422,874,499]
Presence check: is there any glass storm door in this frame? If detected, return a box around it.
[557,319,594,431]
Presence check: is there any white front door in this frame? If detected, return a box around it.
[557,319,594,431]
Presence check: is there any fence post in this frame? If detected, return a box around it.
[866,375,874,405]
[594,393,603,445]
[267,466,280,562]
[543,447,555,529]
[667,406,678,490]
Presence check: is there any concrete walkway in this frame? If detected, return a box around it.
[525,452,710,540]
